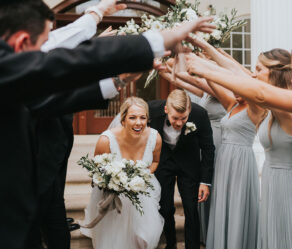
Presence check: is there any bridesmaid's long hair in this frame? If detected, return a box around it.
[258,49,292,144]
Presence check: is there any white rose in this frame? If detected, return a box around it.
[211,29,222,40]
[94,155,103,164]
[92,173,104,186]
[110,161,125,175]
[129,176,146,192]
[202,32,210,41]
[183,8,198,21]
[117,171,128,185]
[136,160,148,169]
[108,181,120,191]
[150,20,164,31]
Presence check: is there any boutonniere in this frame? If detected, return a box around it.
[184,122,197,135]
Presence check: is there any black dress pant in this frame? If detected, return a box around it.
[155,160,200,249]
[26,176,70,249]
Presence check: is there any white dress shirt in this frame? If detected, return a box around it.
[41,14,165,100]
[163,119,181,150]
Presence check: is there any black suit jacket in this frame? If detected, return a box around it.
[29,83,108,195]
[0,35,153,249]
[148,100,215,184]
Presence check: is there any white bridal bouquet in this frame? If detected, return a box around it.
[118,0,246,87]
[78,153,154,216]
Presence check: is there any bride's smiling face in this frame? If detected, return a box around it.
[122,105,148,136]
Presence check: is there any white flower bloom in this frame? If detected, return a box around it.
[211,29,222,40]
[202,32,210,41]
[117,171,128,185]
[182,8,198,21]
[93,173,104,185]
[203,10,211,16]
[185,122,197,135]
[136,160,148,169]
[109,161,125,175]
[150,20,164,31]
[108,180,120,191]
[129,176,147,192]
[94,155,103,164]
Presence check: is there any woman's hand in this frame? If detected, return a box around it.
[98,26,117,38]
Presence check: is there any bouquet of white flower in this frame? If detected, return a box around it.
[118,0,246,87]
[78,153,154,216]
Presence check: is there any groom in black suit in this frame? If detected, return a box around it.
[148,89,215,249]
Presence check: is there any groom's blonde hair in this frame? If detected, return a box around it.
[120,97,149,123]
[166,89,191,113]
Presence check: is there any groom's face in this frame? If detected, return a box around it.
[164,105,190,130]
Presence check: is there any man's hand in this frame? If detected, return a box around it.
[160,17,215,53]
[198,184,210,203]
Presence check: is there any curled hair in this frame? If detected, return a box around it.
[258,49,292,144]
[166,89,191,113]
[120,97,149,124]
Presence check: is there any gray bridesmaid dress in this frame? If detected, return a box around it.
[206,107,260,249]
[257,112,292,249]
[198,93,226,243]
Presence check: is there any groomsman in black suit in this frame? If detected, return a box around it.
[148,89,215,249]
[0,0,215,247]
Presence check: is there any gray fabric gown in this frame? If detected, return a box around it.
[206,107,260,249]
[257,112,292,249]
[198,93,226,243]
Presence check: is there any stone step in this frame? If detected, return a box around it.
[70,214,185,249]
[65,183,184,214]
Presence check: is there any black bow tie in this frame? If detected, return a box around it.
[166,119,171,127]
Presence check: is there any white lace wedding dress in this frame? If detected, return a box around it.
[80,128,164,249]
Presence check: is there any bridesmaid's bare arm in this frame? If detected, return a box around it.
[149,133,162,173]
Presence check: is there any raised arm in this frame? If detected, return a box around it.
[187,35,248,76]
[28,83,108,117]
[186,53,292,112]
[186,53,237,111]
[42,0,126,51]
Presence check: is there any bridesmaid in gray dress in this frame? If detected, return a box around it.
[197,93,226,243]
[258,112,292,249]
[184,47,292,249]
[206,103,260,249]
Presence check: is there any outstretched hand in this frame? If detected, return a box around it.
[160,16,215,53]
[98,26,117,37]
[97,0,127,16]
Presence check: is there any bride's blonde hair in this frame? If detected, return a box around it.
[120,97,149,124]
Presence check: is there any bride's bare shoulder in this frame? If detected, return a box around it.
[95,134,111,155]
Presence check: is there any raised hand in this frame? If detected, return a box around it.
[97,0,127,16]
[160,17,216,52]
[98,26,117,38]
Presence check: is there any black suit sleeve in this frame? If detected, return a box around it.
[196,108,215,184]
[28,83,108,117]
[0,35,153,102]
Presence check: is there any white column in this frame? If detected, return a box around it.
[251,0,292,68]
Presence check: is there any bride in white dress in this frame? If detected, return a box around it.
[81,97,164,249]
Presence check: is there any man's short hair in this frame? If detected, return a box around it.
[0,0,54,44]
[166,89,192,113]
